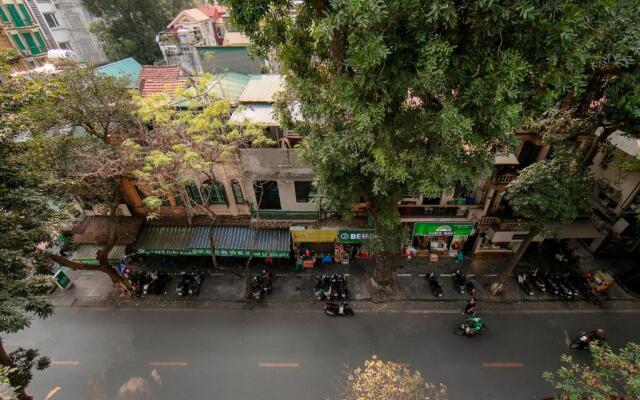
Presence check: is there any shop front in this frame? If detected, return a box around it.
[412,221,475,257]
[290,227,338,269]
[335,228,374,264]
[133,225,291,259]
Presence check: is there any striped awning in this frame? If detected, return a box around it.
[132,225,290,258]
[71,244,127,265]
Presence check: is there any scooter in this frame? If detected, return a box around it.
[337,274,349,300]
[251,275,265,301]
[452,269,467,294]
[322,274,332,299]
[570,330,606,350]
[465,279,476,297]
[530,268,547,292]
[543,272,560,295]
[426,272,443,297]
[455,316,487,337]
[188,272,204,296]
[146,271,171,295]
[314,274,325,300]
[176,272,192,296]
[552,274,574,300]
[324,302,354,316]
[517,272,534,296]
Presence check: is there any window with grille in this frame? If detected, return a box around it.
[202,180,227,205]
[230,180,244,204]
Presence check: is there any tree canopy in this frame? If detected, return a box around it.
[81,0,195,63]
[224,1,640,284]
[544,342,640,400]
[337,355,447,400]
[0,50,57,400]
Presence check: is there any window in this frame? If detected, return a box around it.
[230,179,244,204]
[21,32,41,55]
[0,7,9,23]
[34,31,47,53]
[11,34,26,52]
[294,181,313,203]
[201,180,227,205]
[58,41,72,50]
[43,12,59,28]
[17,3,32,25]
[6,4,25,27]
[254,181,281,210]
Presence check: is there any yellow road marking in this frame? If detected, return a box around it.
[148,361,188,367]
[50,360,79,366]
[259,362,300,368]
[482,362,523,368]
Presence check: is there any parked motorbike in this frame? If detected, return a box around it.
[455,316,487,337]
[176,272,191,297]
[251,270,272,301]
[542,271,560,295]
[337,274,349,300]
[426,272,443,297]
[322,274,332,299]
[570,329,606,350]
[130,270,150,298]
[551,274,574,300]
[517,272,534,296]
[324,302,354,316]
[188,272,204,296]
[452,269,467,294]
[145,271,171,295]
[314,274,325,300]
[560,273,580,298]
[315,273,349,301]
[570,273,592,299]
[530,268,547,292]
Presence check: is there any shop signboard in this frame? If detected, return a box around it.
[413,222,475,237]
[137,248,212,256]
[53,270,72,290]
[337,229,375,244]
[136,247,290,258]
[290,229,338,243]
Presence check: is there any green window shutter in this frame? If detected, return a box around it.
[22,32,40,55]
[6,4,24,27]
[17,3,32,26]
[0,7,9,23]
[11,34,26,51]
[231,180,244,204]
[34,31,47,53]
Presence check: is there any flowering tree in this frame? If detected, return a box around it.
[337,356,447,400]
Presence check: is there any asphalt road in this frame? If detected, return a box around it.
[6,307,640,400]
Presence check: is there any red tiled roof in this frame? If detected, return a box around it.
[197,4,227,19]
[137,65,187,97]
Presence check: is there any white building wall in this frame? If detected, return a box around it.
[32,0,107,64]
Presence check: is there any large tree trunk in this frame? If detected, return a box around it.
[372,252,393,287]
[491,228,538,295]
[0,338,32,400]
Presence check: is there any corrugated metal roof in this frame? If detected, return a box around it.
[97,57,141,88]
[609,130,640,157]
[133,225,290,253]
[223,32,251,46]
[494,153,519,165]
[72,244,126,262]
[238,75,283,103]
[229,103,278,126]
[197,46,263,75]
[71,216,142,245]
[134,225,211,251]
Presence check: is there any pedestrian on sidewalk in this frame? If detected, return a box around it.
[464,297,477,315]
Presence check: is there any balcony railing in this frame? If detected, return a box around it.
[491,173,516,185]
[251,209,319,220]
[479,216,500,226]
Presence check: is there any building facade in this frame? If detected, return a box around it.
[0,0,49,69]
[29,0,107,64]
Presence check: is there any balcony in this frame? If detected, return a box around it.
[491,173,516,187]
[251,209,319,220]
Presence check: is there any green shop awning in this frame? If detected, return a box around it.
[337,228,375,244]
[71,244,126,265]
[413,221,475,237]
[133,225,290,258]
[211,226,291,258]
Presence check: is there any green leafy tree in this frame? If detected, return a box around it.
[543,342,640,400]
[82,0,195,63]
[0,51,56,400]
[19,63,140,291]
[493,152,595,292]
[336,355,447,400]
[223,0,640,286]
[125,77,272,275]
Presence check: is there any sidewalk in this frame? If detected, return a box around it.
[49,251,639,309]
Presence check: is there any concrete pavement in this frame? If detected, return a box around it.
[7,308,640,400]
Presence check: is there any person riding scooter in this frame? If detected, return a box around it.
[464,297,477,315]
[571,328,606,349]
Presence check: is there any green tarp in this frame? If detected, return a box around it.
[413,222,475,237]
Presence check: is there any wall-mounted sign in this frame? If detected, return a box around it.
[337,229,375,244]
[413,222,475,237]
[290,229,338,243]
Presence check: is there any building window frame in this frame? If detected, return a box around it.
[230,179,244,204]
[201,180,228,205]
[17,3,33,26]
[43,12,59,28]
[294,181,313,203]
[0,7,9,23]
[5,4,25,27]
